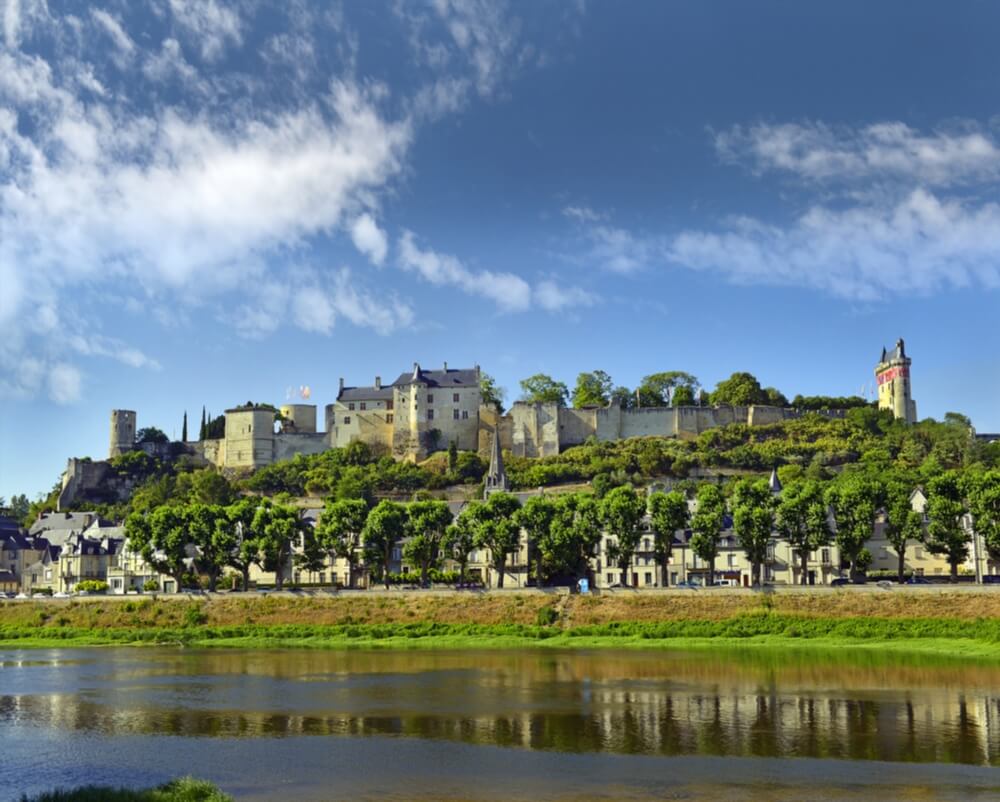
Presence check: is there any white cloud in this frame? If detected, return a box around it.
[4,0,21,47]
[669,189,1000,300]
[168,0,243,61]
[432,0,519,96]
[350,213,389,266]
[90,9,135,58]
[143,38,201,85]
[534,280,596,311]
[399,230,532,310]
[715,121,1000,186]
[589,225,658,274]
[398,231,595,313]
[49,363,83,404]
[562,205,604,223]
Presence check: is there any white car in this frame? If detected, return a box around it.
[53,592,70,598]
[14,592,30,600]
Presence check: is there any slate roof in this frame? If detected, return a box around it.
[391,367,479,389]
[879,339,907,364]
[337,365,478,402]
[29,511,104,537]
[337,385,395,402]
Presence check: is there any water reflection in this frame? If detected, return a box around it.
[3,647,1000,766]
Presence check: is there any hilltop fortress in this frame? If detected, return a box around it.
[57,343,917,510]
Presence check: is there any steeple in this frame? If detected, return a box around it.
[484,427,510,498]
[768,467,782,495]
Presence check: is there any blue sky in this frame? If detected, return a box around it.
[2,0,1000,501]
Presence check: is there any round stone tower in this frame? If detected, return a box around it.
[875,339,917,423]
[109,409,137,458]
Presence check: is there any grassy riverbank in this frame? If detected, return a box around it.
[3,591,999,658]
[21,777,230,802]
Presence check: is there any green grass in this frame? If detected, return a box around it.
[21,777,230,802]
[3,613,1000,659]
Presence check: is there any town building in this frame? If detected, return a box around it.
[876,338,918,423]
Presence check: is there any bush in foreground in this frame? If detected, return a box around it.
[21,777,231,802]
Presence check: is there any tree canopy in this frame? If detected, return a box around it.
[519,374,570,406]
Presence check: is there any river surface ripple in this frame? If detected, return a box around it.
[1,647,999,801]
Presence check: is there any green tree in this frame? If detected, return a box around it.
[479,372,506,413]
[775,480,831,585]
[690,484,726,585]
[763,387,789,407]
[883,479,926,583]
[404,500,453,586]
[599,485,645,586]
[709,372,768,406]
[513,495,558,586]
[199,407,207,441]
[184,503,232,591]
[8,493,30,523]
[670,385,695,406]
[181,412,188,442]
[471,491,523,588]
[637,371,698,407]
[538,492,602,581]
[125,506,189,589]
[519,373,569,406]
[176,469,234,506]
[224,498,265,591]
[363,500,408,589]
[295,523,327,579]
[647,491,689,586]
[572,370,614,408]
[925,470,970,582]
[314,498,369,588]
[136,427,169,444]
[443,506,479,584]
[251,502,302,591]
[609,386,635,409]
[966,470,1000,561]
[825,474,882,581]
[732,479,777,587]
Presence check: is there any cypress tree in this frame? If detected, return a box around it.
[182,411,188,442]
[199,407,206,441]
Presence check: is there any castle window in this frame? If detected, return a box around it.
[453,393,460,403]
[386,414,394,424]
[344,416,351,425]
[428,409,434,421]
[360,402,366,411]
[386,400,394,411]
[462,410,469,420]
[453,409,460,420]
[348,402,355,411]
[427,394,434,403]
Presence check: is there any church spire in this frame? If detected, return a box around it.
[484,427,510,498]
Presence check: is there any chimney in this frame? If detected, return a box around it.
[443,361,448,372]
[375,376,381,389]
[338,377,344,392]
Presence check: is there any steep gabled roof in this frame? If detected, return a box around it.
[391,366,479,389]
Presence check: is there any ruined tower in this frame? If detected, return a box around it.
[875,339,917,423]
[109,410,137,458]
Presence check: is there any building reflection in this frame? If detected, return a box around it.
[4,676,999,765]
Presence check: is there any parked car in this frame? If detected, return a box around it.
[831,577,866,587]
[906,575,931,585]
[53,592,70,598]
[675,579,700,589]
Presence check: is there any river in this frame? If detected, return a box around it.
[2,647,999,800]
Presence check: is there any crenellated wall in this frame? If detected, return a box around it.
[510,402,848,457]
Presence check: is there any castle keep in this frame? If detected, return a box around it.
[57,344,918,509]
[875,338,918,423]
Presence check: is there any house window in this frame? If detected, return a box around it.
[462,410,469,419]
[644,572,652,585]
[727,554,735,567]
[294,572,301,584]
[360,402,367,411]
[453,393,460,403]
[822,548,830,564]
[427,394,434,403]
[428,409,434,421]
[386,414,394,424]
[348,402,355,411]
[319,572,326,585]
[386,400,394,411]
[607,573,614,585]
[392,548,402,561]
[453,409,460,420]
[344,416,351,424]
[766,543,775,561]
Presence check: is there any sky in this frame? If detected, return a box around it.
[2,0,1000,501]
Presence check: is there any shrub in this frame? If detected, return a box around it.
[75,580,109,593]
[142,579,160,592]
[183,605,208,627]
[536,606,559,626]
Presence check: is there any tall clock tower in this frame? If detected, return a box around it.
[875,339,917,423]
